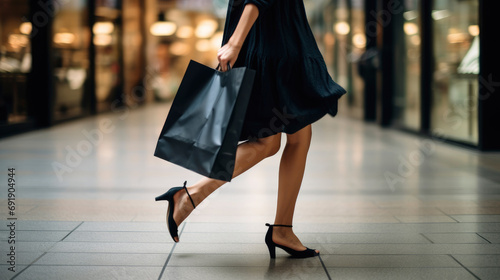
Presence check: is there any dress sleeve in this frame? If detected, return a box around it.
[243,0,276,13]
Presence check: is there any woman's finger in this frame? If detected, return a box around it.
[220,58,227,72]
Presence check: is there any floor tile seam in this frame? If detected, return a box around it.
[323,266,465,268]
[449,254,500,257]
[10,223,80,280]
[3,240,180,243]
[153,264,325,267]
[408,241,492,245]
[448,255,481,280]
[324,267,486,271]
[419,233,435,244]
[14,229,234,233]
[392,216,407,223]
[38,252,182,255]
[163,265,328,269]
[447,266,500,268]
[317,254,332,280]
[0,230,79,235]
[33,220,499,223]
[394,221,462,224]
[9,263,491,268]
[165,253,480,258]
[420,231,500,234]
[37,242,497,246]
[12,241,500,246]
[160,263,468,268]
[184,222,474,225]
[322,242,500,247]
[475,233,493,244]
[64,230,482,233]
[52,242,439,245]
[67,230,183,233]
[7,230,500,234]
[447,215,462,223]
[8,221,498,225]
[0,229,80,232]
[20,264,166,267]
[178,231,494,234]
[318,252,500,254]
[40,241,178,244]
[158,223,186,280]
[31,253,480,257]
[435,207,456,217]
[316,253,465,256]
[167,253,460,256]
[319,253,500,256]
[173,241,494,244]
[185,222,500,227]
[163,253,494,256]
[35,252,486,257]
[394,222,500,225]
[11,252,47,280]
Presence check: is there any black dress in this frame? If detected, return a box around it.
[222,0,346,141]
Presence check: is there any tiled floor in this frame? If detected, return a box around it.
[1,103,500,280]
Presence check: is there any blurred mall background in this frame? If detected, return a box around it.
[0,0,499,150]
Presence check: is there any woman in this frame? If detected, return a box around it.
[156,0,346,259]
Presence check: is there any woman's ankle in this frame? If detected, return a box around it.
[190,179,226,205]
[272,218,293,226]
[272,225,293,236]
[186,183,216,206]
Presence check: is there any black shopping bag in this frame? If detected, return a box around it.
[154,60,255,181]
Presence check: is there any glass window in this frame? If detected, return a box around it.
[431,0,479,144]
[329,0,365,118]
[147,6,223,101]
[331,0,354,115]
[332,0,350,96]
[319,2,337,78]
[94,0,121,112]
[122,0,144,106]
[0,0,31,125]
[393,0,421,130]
[348,0,366,119]
[52,0,91,120]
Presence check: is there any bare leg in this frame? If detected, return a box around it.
[271,125,318,253]
[171,133,281,241]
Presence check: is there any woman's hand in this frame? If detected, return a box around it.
[217,42,242,72]
[217,3,259,72]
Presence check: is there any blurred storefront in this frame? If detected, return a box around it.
[0,0,224,137]
[1,0,499,150]
[307,0,499,151]
[0,0,31,134]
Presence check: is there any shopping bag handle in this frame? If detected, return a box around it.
[216,63,232,72]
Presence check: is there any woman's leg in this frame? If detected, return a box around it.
[272,125,318,253]
[170,133,281,241]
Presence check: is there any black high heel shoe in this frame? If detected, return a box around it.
[155,181,196,242]
[265,223,319,259]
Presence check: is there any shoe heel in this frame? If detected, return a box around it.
[265,223,276,259]
[155,182,188,202]
[266,242,276,259]
[264,223,317,259]
[155,191,171,201]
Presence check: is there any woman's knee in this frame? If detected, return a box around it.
[257,133,281,157]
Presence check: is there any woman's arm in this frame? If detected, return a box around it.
[217,4,259,72]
